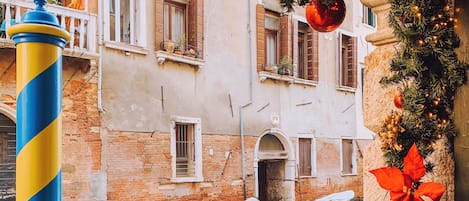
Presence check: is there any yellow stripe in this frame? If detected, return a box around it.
[16,43,59,95]
[7,24,71,42]
[16,115,62,201]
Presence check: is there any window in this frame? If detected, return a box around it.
[106,0,146,46]
[156,0,204,59]
[170,116,202,182]
[264,12,279,66]
[362,6,376,27]
[296,21,318,81]
[164,1,186,46]
[298,138,316,177]
[338,33,357,88]
[340,139,357,175]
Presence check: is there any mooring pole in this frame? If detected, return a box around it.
[7,0,70,200]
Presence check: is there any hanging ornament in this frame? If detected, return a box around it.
[305,0,346,32]
[394,91,404,109]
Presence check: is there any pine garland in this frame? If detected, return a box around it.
[379,0,468,168]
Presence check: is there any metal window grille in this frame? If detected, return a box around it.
[175,123,195,177]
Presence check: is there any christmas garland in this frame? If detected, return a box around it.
[379,0,468,168]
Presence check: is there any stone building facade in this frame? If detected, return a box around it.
[0,0,375,200]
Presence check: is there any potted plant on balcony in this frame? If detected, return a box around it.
[162,40,175,53]
[277,56,292,75]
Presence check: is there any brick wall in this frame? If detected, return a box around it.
[105,132,258,201]
[0,48,101,201]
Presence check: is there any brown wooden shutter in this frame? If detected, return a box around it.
[342,139,353,174]
[306,28,318,81]
[279,14,292,62]
[155,0,165,50]
[351,36,357,88]
[346,36,357,87]
[256,4,265,72]
[188,0,204,58]
[299,138,312,176]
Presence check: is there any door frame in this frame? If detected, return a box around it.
[253,128,295,201]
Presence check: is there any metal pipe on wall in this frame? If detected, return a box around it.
[240,0,256,199]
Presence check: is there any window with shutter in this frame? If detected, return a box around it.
[299,138,312,176]
[264,12,280,67]
[156,0,204,59]
[341,139,356,175]
[338,33,357,88]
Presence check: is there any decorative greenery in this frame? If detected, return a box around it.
[280,0,336,12]
[378,0,468,169]
[278,56,293,75]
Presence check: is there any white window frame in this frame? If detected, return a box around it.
[104,0,146,47]
[296,134,317,178]
[340,137,357,176]
[170,116,203,183]
[337,30,357,92]
[362,5,376,28]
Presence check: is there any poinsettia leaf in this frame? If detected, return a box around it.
[390,191,411,201]
[369,167,405,192]
[403,143,426,182]
[414,182,446,201]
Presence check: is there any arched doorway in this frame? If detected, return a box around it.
[254,129,295,201]
[0,106,16,200]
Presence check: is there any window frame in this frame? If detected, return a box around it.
[362,5,376,28]
[163,1,187,44]
[264,11,280,68]
[170,116,203,183]
[337,31,357,90]
[297,135,317,178]
[104,0,146,48]
[340,138,357,176]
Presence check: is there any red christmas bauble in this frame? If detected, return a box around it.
[394,92,404,110]
[305,0,346,32]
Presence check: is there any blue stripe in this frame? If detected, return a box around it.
[12,33,68,48]
[16,59,62,154]
[29,171,62,201]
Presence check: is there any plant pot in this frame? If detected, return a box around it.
[278,67,290,75]
[164,41,175,53]
[264,65,278,73]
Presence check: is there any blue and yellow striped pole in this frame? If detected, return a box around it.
[7,0,70,200]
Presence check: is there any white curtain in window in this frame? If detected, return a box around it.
[172,7,184,43]
[266,33,276,65]
[163,4,169,41]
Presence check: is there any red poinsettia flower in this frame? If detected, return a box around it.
[370,143,445,201]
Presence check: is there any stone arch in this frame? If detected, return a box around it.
[253,128,295,201]
[0,103,15,123]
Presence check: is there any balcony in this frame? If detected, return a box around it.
[0,0,98,59]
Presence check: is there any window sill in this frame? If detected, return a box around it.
[104,41,149,55]
[299,175,317,179]
[259,71,294,84]
[341,173,358,177]
[171,177,204,183]
[156,50,205,69]
[336,86,356,93]
[259,71,318,86]
[294,78,318,87]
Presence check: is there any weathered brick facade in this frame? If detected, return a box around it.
[0,48,102,201]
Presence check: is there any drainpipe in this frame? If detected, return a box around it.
[97,0,103,112]
[240,0,255,199]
